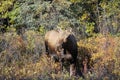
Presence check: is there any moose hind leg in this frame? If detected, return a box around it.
[70,64,76,76]
[70,59,77,76]
[45,41,49,55]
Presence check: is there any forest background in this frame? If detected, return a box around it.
[0,0,120,79]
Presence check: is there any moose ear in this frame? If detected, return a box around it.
[68,27,72,33]
[65,28,72,33]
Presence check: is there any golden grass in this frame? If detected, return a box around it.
[0,32,119,79]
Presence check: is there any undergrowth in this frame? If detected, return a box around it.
[0,31,120,80]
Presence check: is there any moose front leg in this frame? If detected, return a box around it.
[45,41,50,56]
[70,59,77,76]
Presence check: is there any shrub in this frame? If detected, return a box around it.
[77,34,120,79]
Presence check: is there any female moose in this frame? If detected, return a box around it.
[44,29,78,76]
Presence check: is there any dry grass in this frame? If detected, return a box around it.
[0,31,120,80]
[78,34,120,80]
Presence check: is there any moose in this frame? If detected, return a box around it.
[44,28,79,76]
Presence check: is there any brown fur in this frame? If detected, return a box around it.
[44,29,79,76]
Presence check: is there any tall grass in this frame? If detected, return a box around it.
[78,34,120,80]
[0,31,120,79]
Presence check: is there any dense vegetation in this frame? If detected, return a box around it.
[0,0,120,79]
